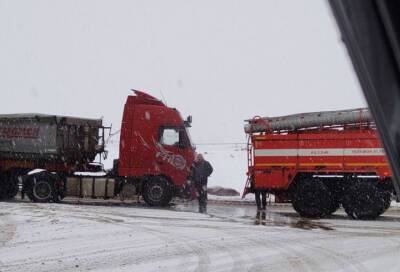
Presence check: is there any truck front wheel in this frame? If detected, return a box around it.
[143,177,173,207]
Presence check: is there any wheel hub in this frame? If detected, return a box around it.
[33,181,52,200]
[149,185,163,201]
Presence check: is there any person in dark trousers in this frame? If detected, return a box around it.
[255,190,267,211]
[191,153,213,213]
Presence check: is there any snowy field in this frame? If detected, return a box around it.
[1,199,400,272]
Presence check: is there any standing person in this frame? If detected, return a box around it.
[255,190,267,211]
[191,153,213,213]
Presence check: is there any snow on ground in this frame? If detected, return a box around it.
[208,194,256,203]
[1,199,400,272]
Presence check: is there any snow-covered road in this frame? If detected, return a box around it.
[1,200,400,272]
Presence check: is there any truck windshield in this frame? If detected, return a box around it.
[160,126,194,149]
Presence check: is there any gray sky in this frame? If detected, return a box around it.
[0,0,366,189]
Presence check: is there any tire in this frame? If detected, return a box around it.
[26,172,57,203]
[6,181,19,199]
[342,181,384,220]
[0,174,8,200]
[292,178,333,218]
[326,198,340,215]
[0,171,21,200]
[377,189,391,216]
[377,181,392,214]
[323,178,343,215]
[142,177,173,207]
[32,180,53,203]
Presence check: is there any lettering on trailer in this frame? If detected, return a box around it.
[254,148,386,157]
[0,127,40,139]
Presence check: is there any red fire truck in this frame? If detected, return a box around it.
[244,108,394,219]
[0,90,196,206]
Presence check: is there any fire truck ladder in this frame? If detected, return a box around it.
[242,134,253,198]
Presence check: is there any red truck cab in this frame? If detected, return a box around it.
[117,91,196,206]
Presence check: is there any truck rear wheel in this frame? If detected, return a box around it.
[32,180,53,202]
[6,184,19,199]
[0,174,9,200]
[143,177,173,207]
[0,171,21,200]
[292,178,332,218]
[342,182,384,219]
[26,172,59,203]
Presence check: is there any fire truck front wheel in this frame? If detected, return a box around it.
[342,182,386,219]
[292,178,333,218]
[143,177,173,207]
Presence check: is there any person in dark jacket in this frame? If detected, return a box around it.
[191,153,213,213]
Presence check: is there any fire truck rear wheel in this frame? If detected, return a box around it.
[143,177,173,207]
[342,182,384,219]
[292,178,332,218]
[377,188,391,215]
[323,179,342,215]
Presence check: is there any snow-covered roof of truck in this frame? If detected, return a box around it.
[0,113,102,127]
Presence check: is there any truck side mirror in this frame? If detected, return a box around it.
[184,116,192,127]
